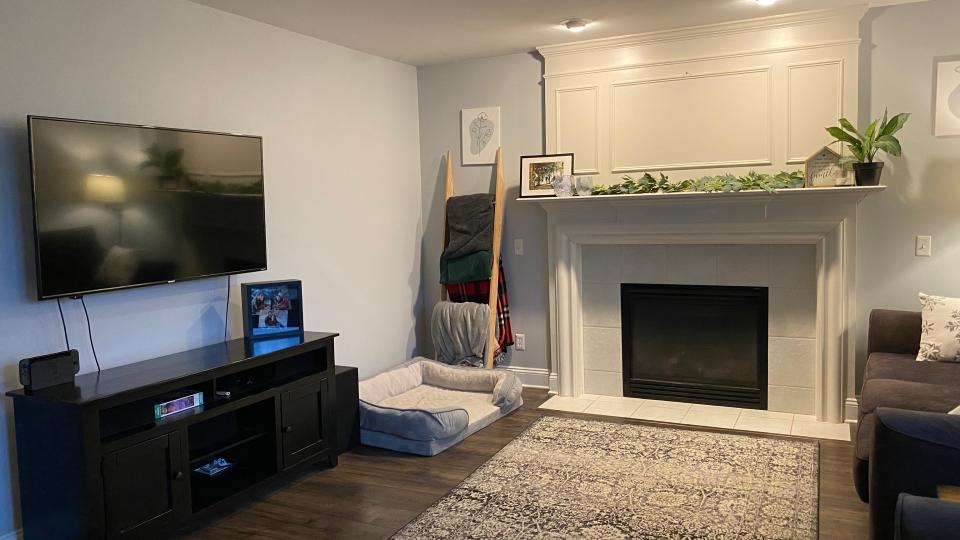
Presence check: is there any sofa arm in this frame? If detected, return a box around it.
[895,494,960,540]
[870,408,960,540]
[868,309,921,357]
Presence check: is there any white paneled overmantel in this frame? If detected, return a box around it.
[538,5,866,183]
[520,186,884,423]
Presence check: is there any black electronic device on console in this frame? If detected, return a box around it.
[19,349,79,392]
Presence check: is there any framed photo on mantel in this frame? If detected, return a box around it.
[519,153,575,198]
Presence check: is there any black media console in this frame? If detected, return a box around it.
[7,331,339,539]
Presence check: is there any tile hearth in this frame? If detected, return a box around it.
[539,394,851,441]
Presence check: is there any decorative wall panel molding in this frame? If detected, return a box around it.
[539,6,865,184]
[786,60,844,163]
[610,68,772,172]
[556,86,600,174]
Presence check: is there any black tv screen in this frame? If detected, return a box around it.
[28,116,267,299]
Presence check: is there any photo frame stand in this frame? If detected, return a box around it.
[241,279,305,340]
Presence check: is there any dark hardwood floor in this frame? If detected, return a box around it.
[185,388,869,539]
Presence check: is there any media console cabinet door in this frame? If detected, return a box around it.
[280,381,327,468]
[102,432,188,538]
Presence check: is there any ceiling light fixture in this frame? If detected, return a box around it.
[755,0,776,6]
[562,18,591,33]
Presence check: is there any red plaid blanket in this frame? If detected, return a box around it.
[445,260,514,362]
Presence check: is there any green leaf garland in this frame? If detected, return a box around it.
[591,170,805,196]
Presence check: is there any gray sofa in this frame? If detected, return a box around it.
[856,309,960,539]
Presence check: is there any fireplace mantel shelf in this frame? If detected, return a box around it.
[519,185,885,208]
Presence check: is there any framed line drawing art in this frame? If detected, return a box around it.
[461,107,500,165]
[519,153,575,198]
[935,59,960,137]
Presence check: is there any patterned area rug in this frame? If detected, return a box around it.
[393,416,819,539]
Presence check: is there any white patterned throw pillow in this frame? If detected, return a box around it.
[917,292,960,362]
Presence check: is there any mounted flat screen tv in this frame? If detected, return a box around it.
[28,116,267,299]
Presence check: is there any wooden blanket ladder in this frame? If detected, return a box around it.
[439,148,505,369]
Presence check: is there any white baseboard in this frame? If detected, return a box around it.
[845,397,859,423]
[548,372,558,394]
[501,366,551,389]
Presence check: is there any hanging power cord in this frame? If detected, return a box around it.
[224,275,231,342]
[56,297,70,350]
[79,296,102,372]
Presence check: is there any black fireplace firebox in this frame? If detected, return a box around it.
[620,284,768,409]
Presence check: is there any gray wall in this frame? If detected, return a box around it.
[0,0,421,534]
[416,53,548,369]
[855,0,960,386]
[415,0,960,392]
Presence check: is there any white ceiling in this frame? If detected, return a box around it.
[190,0,922,66]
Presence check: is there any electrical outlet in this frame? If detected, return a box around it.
[515,333,526,351]
[514,239,524,256]
[916,235,932,257]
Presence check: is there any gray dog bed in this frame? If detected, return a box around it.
[358,358,524,456]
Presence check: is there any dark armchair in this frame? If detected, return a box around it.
[870,407,960,539]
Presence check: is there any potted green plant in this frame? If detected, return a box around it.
[826,110,910,186]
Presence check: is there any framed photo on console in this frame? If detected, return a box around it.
[241,279,304,339]
[519,153,574,198]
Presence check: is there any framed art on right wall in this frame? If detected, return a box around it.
[935,59,960,137]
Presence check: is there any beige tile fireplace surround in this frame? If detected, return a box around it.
[581,243,817,415]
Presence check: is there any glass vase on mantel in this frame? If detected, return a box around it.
[551,175,575,197]
[575,176,594,196]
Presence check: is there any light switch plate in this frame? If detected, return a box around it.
[515,333,526,351]
[916,235,932,257]
[514,239,524,256]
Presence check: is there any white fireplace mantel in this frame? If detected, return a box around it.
[520,185,884,423]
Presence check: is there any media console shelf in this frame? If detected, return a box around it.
[7,331,338,539]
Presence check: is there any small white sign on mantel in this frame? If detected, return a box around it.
[804,146,853,188]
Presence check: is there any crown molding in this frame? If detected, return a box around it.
[542,38,859,79]
[537,5,868,58]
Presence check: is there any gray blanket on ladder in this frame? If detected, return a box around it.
[442,193,494,260]
[431,300,489,367]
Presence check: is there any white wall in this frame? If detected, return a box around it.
[0,0,421,534]
[416,53,548,372]
[855,0,960,385]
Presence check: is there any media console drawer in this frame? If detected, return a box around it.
[7,332,339,540]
